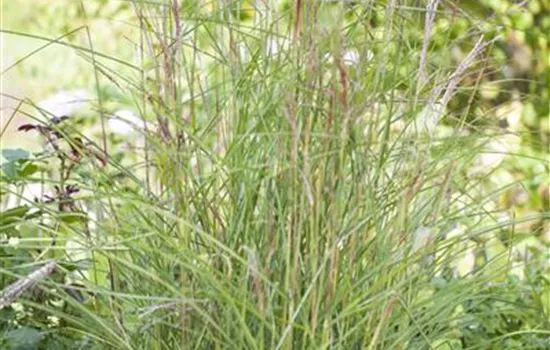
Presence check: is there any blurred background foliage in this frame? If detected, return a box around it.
[4,0,546,233]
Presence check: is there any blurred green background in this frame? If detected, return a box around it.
[2,0,547,230]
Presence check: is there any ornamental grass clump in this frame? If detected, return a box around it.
[1,1,548,349]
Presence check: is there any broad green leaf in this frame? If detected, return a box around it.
[0,206,30,226]
[1,148,29,162]
[17,162,38,177]
[4,326,44,350]
[1,162,18,179]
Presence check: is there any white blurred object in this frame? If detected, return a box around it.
[2,183,43,211]
[446,224,466,240]
[455,243,476,278]
[238,43,249,63]
[409,226,436,266]
[468,133,521,177]
[107,110,146,136]
[497,98,522,132]
[445,224,476,277]
[7,237,20,246]
[65,237,90,263]
[265,37,290,56]
[342,49,360,66]
[47,316,60,327]
[411,100,445,136]
[106,110,149,169]
[364,50,375,63]
[37,89,89,119]
[411,226,433,253]
[324,48,372,67]
[468,99,523,177]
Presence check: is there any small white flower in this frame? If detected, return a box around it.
[7,237,20,246]
[47,315,60,327]
[342,49,360,66]
[50,299,65,308]
[11,302,24,312]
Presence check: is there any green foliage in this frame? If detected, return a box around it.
[2,326,44,350]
